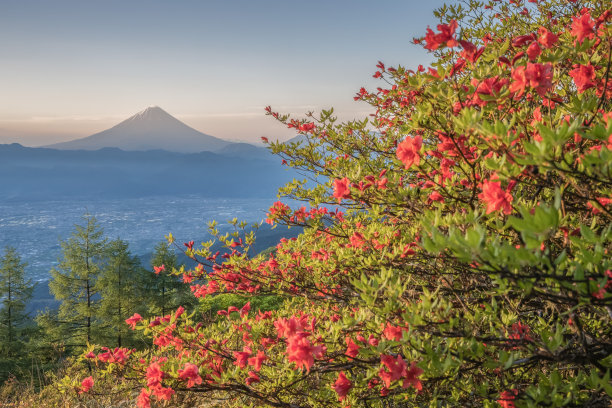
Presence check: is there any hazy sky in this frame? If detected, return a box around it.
[1,0,449,145]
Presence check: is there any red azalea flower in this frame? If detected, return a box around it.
[246,371,260,386]
[569,64,596,93]
[248,350,267,371]
[396,135,422,169]
[498,389,519,408]
[137,388,151,408]
[345,336,360,358]
[152,386,174,401]
[349,232,366,248]
[233,346,252,369]
[177,363,202,388]
[332,372,353,401]
[404,361,424,391]
[79,376,94,394]
[537,27,558,48]
[146,362,164,389]
[479,179,513,214]
[424,20,459,50]
[459,39,484,63]
[428,191,444,203]
[286,332,325,372]
[587,197,612,215]
[509,66,528,96]
[274,316,304,338]
[512,34,536,47]
[508,321,533,342]
[525,62,553,96]
[570,11,595,43]
[240,301,251,318]
[526,42,541,61]
[379,354,422,389]
[473,76,508,106]
[333,178,351,203]
[383,322,405,341]
[298,122,315,133]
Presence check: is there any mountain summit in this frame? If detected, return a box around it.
[45,107,232,153]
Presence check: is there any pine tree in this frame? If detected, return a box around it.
[142,241,193,316]
[96,238,143,347]
[0,247,33,355]
[49,214,107,348]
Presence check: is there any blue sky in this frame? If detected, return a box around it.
[0,0,450,145]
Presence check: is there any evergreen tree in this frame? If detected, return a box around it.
[96,239,143,347]
[0,247,33,355]
[142,241,193,316]
[49,214,107,348]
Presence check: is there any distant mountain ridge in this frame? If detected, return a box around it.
[0,143,293,200]
[45,106,233,153]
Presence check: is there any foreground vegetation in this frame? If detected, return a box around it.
[2,0,611,406]
[0,218,284,407]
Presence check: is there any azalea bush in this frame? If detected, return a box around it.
[64,0,611,406]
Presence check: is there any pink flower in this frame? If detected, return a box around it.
[152,386,174,401]
[275,316,304,339]
[146,362,164,389]
[479,179,513,215]
[233,346,252,369]
[248,350,267,371]
[525,62,553,96]
[570,11,595,43]
[404,361,424,391]
[125,313,142,329]
[396,135,422,169]
[246,371,260,386]
[537,27,558,48]
[332,372,353,401]
[383,323,405,341]
[526,42,541,61]
[79,376,94,394]
[508,321,533,342]
[345,336,360,358]
[177,363,202,388]
[379,355,423,390]
[569,64,596,93]
[498,389,518,408]
[298,122,315,133]
[137,388,151,408]
[333,178,351,203]
[424,20,459,50]
[286,333,325,372]
[509,66,528,97]
[349,232,366,249]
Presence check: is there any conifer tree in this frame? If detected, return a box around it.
[49,214,107,348]
[96,238,143,347]
[142,241,192,316]
[0,247,33,355]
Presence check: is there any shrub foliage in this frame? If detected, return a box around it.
[66,0,611,407]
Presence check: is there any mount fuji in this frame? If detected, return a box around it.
[45,106,233,153]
